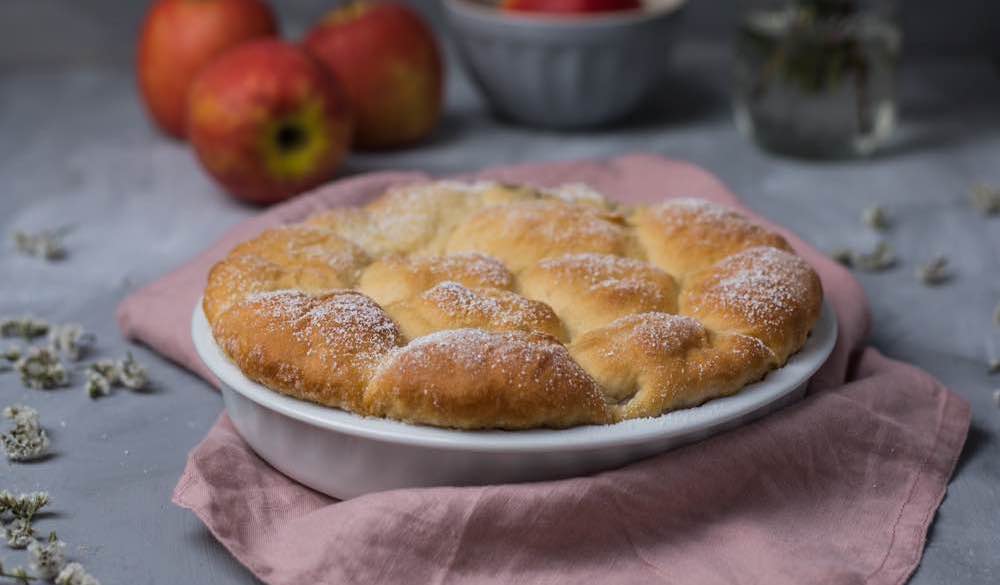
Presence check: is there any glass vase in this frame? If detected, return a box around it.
[733,0,902,158]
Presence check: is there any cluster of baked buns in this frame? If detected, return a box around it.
[203,181,823,429]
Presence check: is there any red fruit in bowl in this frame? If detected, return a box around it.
[502,0,642,14]
[303,1,443,150]
[187,40,353,205]
[137,0,278,139]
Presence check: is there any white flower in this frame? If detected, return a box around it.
[14,347,68,390]
[28,535,66,580]
[83,354,150,397]
[0,344,20,372]
[0,316,49,340]
[12,228,69,261]
[2,517,34,549]
[0,490,49,518]
[48,324,94,362]
[116,353,148,391]
[1,405,50,462]
[55,562,101,585]
[84,370,112,399]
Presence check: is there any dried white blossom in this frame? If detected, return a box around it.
[994,389,1000,409]
[28,533,66,580]
[15,348,68,390]
[2,405,50,462]
[2,517,34,549]
[0,491,49,519]
[47,324,93,362]
[0,490,50,552]
[84,370,112,399]
[0,317,49,341]
[861,205,890,230]
[971,184,1000,216]
[12,227,71,261]
[116,353,148,391]
[87,360,117,381]
[854,241,897,272]
[83,355,148,397]
[915,255,951,286]
[0,560,33,584]
[830,248,854,267]
[0,345,19,374]
[2,345,21,362]
[55,562,101,585]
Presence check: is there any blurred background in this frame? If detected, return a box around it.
[1,0,999,67]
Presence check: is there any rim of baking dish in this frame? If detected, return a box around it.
[193,298,837,453]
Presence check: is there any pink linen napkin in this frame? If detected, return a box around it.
[118,154,969,585]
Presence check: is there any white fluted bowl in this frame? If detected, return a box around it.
[444,0,688,129]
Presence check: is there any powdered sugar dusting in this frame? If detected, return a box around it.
[282,228,368,273]
[693,247,815,325]
[536,253,673,302]
[396,180,501,198]
[597,312,706,359]
[654,198,750,232]
[383,328,600,400]
[484,201,625,247]
[542,183,608,206]
[663,197,736,216]
[421,281,557,331]
[425,253,512,289]
[248,290,400,365]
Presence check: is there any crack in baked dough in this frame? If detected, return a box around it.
[204,181,823,430]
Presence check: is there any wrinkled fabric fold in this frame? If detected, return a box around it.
[118,154,968,585]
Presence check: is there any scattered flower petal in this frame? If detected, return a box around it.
[48,324,94,362]
[2,517,34,549]
[915,255,951,286]
[1,406,50,462]
[28,533,66,580]
[55,562,101,585]
[116,353,148,391]
[854,241,897,272]
[0,317,49,341]
[14,348,68,390]
[971,184,1000,216]
[862,205,890,230]
[12,227,71,261]
[830,248,853,266]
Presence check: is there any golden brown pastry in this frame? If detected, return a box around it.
[211,290,401,412]
[571,312,775,419]
[678,246,823,363]
[203,181,823,429]
[365,329,612,429]
[632,198,792,277]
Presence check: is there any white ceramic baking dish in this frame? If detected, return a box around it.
[192,300,837,500]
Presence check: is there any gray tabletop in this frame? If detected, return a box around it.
[2,44,998,584]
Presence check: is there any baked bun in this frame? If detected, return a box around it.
[204,181,823,429]
[365,329,611,429]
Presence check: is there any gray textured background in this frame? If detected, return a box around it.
[1,1,999,584]
[2,0,1000,68]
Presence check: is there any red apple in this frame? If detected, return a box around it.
[303,2,443,150]
[187,40,353,204]
[502,0,642,14]
[137,0,278,138]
